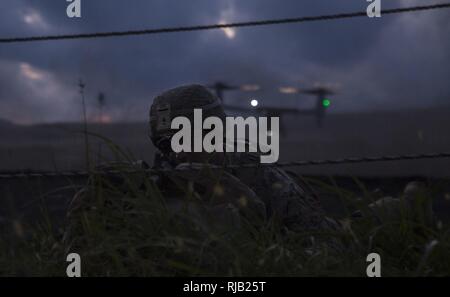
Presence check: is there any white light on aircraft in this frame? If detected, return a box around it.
[250,99,259,107]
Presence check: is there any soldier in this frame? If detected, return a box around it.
[64,84,341,253]
[149,84,340,235]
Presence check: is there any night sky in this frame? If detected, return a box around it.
[0,0,449,124]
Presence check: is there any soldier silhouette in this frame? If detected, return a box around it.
[64,84,341,252]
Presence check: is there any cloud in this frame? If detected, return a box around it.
[0,60,79,124]
[0,0,449,123]
[21,8,50,30]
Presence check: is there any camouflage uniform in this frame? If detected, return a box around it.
[149,84,339,234]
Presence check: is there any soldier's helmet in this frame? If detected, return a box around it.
[149,84,226,153]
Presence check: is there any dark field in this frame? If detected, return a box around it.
[1,107,450,276]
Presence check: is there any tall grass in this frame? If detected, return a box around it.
[0,139,449,277]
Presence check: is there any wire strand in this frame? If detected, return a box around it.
[1,3,450,43]
[1,151,449,179]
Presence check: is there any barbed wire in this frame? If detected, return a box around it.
[1,151,449,180]
[1,3,450,43]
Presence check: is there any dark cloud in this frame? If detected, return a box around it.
[0,0,449,123]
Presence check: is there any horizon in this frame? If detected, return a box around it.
[2,102,450,126]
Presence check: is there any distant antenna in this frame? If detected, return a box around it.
[78,79,90,169]
[78,79,88,126]
[97,92,106,122]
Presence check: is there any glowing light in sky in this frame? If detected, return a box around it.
[218,3,237,40]
[220,25,236,39]
[250,99,259,107]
